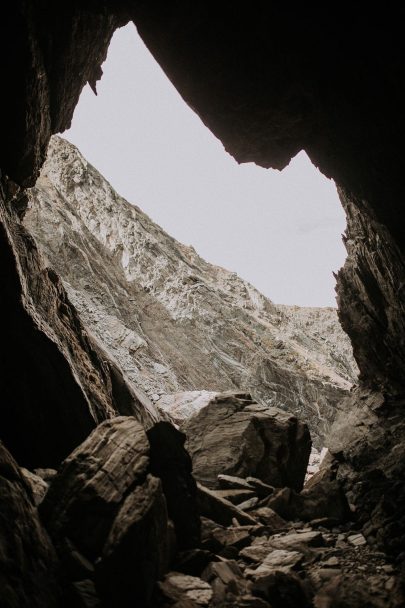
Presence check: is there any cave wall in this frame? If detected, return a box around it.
[0,1,405,552]
[0,177,159,468]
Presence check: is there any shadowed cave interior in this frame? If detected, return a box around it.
[0,4,405,607]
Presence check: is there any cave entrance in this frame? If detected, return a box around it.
[65,23,347,309]
[26,23,357,474]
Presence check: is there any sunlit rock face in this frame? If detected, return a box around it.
[25,136,357,446]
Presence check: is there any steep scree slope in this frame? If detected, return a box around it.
[25,136,357,445]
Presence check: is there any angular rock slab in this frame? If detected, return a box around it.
[40,416,150,559]
[0,442,62,607]
[182,393,311,491]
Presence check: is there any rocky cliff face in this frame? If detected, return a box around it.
[24,136,357,446]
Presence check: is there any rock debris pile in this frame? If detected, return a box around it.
[3,395,402,607]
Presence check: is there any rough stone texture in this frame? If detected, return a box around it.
[264,466,351,524]
[328,388,405,556]
[157,573,213,607]
[20,467,49,506]
[336,188,405,391]
[182,393,311,491]
[0,442,62,607]
[0,4,129,186]
[25,136,357,446]
[0,180,160,468]
[40,417,151,559]
[40,415,202,606]
[96,474,169,608]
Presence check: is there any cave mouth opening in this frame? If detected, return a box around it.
[64,22,347,311]
[31,23,359,482]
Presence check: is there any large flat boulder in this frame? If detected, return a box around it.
[181,393,311,492]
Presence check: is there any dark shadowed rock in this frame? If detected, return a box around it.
[71,580,100,608]
[40,416,150,559]
[173,549,217,577]
[0,442,62,607]
[246,478,275,499]
[147,421,200,549]
[40,416,179,607]
[218,474,255,492]
[265,465,351,523]
[96,474,169,607]
[251,570,311,608]
[182,393,311,491]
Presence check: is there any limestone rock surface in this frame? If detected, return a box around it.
[182,393,311,492]
[25,136,357,445]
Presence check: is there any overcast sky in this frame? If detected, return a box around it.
[64,23,347,307]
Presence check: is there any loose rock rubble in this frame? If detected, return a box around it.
[9,417,405,608]
[156,514,403,607]
[154,465,404,608]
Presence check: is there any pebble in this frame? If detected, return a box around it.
[348,533,367,546]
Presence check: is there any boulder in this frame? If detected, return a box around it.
[245,549,303,577]
[202,560,249,604]
[237,496,260,511]
[0,442,62,607]
[40,417,151,559]
[182,393,311,491]
[40,418,168,606]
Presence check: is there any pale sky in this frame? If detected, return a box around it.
[64,23,347,307]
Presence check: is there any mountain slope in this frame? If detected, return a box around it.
[25,136,357,445]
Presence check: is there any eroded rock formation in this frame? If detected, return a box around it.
[1,2,405,605]
[24,135,356,446]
